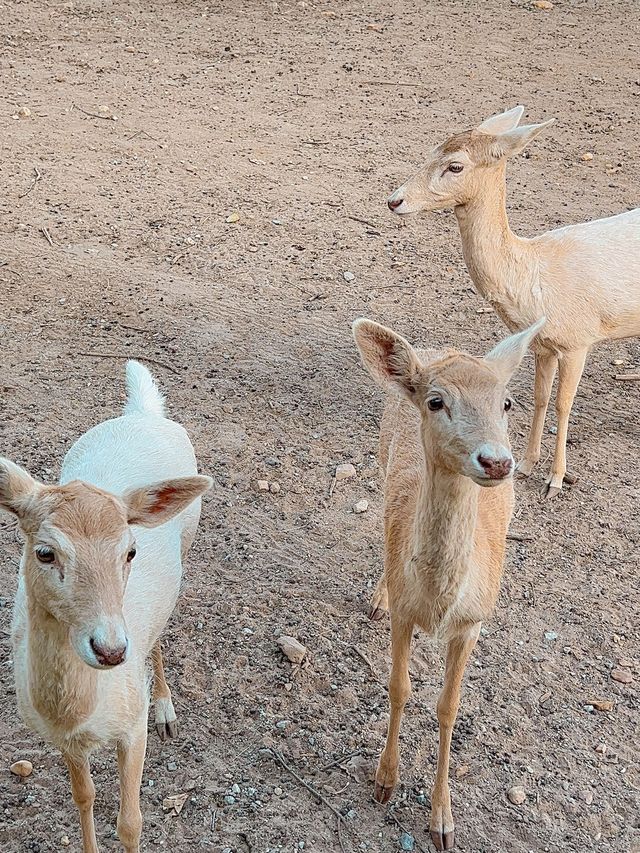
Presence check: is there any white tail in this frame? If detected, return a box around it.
[124,360,165,418]
[387,106,640,497]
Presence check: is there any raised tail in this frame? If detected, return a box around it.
[123,361,166,418]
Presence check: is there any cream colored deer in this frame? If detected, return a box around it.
[387,105,640,497]
[2,361,212,853]
[353,316,543,851]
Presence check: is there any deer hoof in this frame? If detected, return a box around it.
[430,829,455,851]
[373,781,394,804]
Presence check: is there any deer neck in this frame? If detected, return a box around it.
[454,164,536,310]
[411,437,478,609]
[26,589,98,732]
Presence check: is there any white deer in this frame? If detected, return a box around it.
[1,361,212,852]
[387,105,640,496]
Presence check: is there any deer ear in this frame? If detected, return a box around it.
[489,119,555,159]
[124,475,213,528]
[353,319,423,400]
[484,318,545,380]
[477,105,525,135]
[0,459,42,521]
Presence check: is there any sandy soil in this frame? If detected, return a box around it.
[0,1,639,851]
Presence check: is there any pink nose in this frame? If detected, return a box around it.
[477,454,513,480]
[90,638,127,667]
[388,196,403,211]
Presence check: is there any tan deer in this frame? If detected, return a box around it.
[2,361,212,852]
[353,316,543,851]
[387,105,640,497]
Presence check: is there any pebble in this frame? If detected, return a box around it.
[167,761,177,771]
[10,760,33,778]
[61,836,70,847]
[224,795,235,805]
[276,719,290,730]
[269,482,281,494]
[583,704,595,713]
[274,786,283,796]
[257,480,270,491]
[581,152,594,162]
[354,499,369,514]
[343,271,355,282]
[399,832,415,851]
[611,667,633,684]
[335,463,356,481]
[507,785,527,805]
[594,742,607,755]
[277,635,307,664]
[544,631,558,642]
[532,0,553,8]
[17,106,31,118]
[580,789,594,805]
[230,783,241,795]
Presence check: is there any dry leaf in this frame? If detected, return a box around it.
[588,698,614,712]
[344,754,376,782]
[225,212,240,223]
[162,792,190,815]
[277,635,307,664]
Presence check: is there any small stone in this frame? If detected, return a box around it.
[276,719,290,730]
[583,704,594,713]
[548,425,557,435]
[618,657,635,668]
[17,106,31,118]
[354,499,369,514]
[10,760,33,778]
[269,482,281,494]
[343,271,355,282]
[581,152,594,162]
[507,785,526,805]
[335,463,356,481]
[167,761,177,771]
[399,832,415,851]
[594,742,607,755]
[124,46,135,53]
[61,836,70,847]
[222,403,233,414]
[611,667,633,684]
[224,795,235,805]
[588,698,614,712]
[579,789,594,805]
[257,480,270,491]
[226,212,240,223]
[230,783,241,795]
[544,631,558,642]
[532,0,553,8]
[274,786,283,796]
[277,635,307,664]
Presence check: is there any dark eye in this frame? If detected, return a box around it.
[447,163,464,174]
[427,397,444,412]
[35,547,55,564]
[126,548,137,563]
[504,398,513,412]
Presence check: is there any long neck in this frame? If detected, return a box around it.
[26,586,97,731]
[412,436,479,610]
[454,164,535,301]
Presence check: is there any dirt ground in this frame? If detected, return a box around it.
[0,0,639,851]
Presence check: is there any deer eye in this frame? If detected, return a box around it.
[126,548,137,563]
[35,547,56,564]
[427,397,444,412]
[447,163,464,174]
[504,398,513,412]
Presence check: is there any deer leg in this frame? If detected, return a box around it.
[374,614,413,803]
[544,347,587,498]
[152,639,177,741]
[65,756,99,853]
[430,624,480,852]
[517,352,557,477]
[369,571,389,621]
[116,726,147,853]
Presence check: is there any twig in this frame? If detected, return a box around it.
[126,129,158,141]
[361,79,426,88]
[73,102,116,121]
[328,475,337,498]
[614,373,640,381]
[351,644,380,680]
[506,532,532,542]
[41,226,53,246]
[294,84,313,98]
[347,215,380,231]
[210,808,217,831]
[319,750,362,774]
[19,166,42,199]
[264,749,354,845]
[301,139,331,146]
[71,351,180,374]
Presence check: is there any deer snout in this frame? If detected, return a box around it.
[388,194,404,211]
[89,636,128,667]
[474,450,514,481]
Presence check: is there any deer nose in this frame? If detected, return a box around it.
[476,453,513,480]
[388,196,403,211]
[90,637,128,667]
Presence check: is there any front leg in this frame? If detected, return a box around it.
[152,639,178,740]
[430,624,480,851]
[65,756,98,853]
[117,725,148,853]
[517,352,557,477]
[544,347,587,498]
[374,614,413,802]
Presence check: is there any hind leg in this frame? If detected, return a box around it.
[368,571,388,621]
[152,640,177,741]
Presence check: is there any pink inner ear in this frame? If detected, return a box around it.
[149,485,176,514]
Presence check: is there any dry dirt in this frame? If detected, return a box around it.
[0,1,639,851]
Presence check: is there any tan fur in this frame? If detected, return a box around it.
[388,107,640,496]
[354,318,539,851]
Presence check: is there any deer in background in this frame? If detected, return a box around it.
[353,316,543,851]
[387,105,640,497]
[1,362,212,853]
